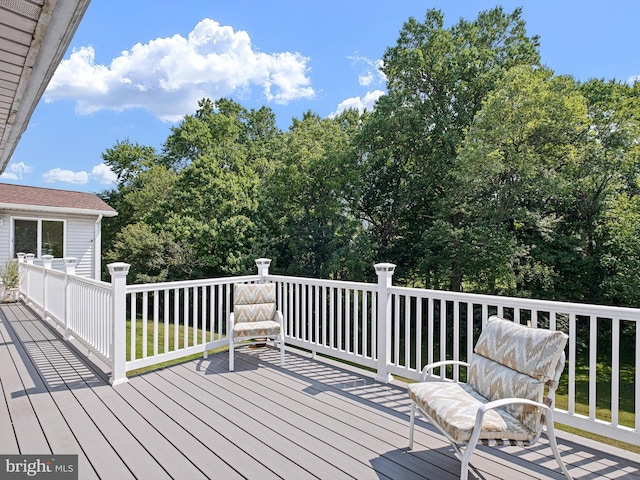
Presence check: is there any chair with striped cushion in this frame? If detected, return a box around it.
[225,283,284,371]
[408,316,572,479]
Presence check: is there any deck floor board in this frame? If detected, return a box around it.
[1,303,640,479]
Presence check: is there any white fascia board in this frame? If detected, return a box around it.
[0,202,118,218]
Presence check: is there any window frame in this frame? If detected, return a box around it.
[11,216,67,259]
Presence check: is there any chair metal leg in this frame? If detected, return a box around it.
[229,341,234,371]
[279,335,285,366]
[459,460,469,480]
[409,403,416,449]
[545,416,573,479]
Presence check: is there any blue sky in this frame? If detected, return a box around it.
[3,0,640,193]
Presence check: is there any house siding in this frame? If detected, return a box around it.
[65,216,97,277]
[0,215,9,267]
[0,210,99,278]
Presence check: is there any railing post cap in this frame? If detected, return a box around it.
[16,252,25,261]
[255,258,272,267]
[107,262,131,275]
[25,253,35,259]
[63,257,78,265]
[374,263,396,274]
[42,254,54,261]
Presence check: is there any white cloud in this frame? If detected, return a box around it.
[630,74,640,84]
[43,168,89,184]
[348,54,386,87]
[42,163,118,186]
[359,72,375,87]
[1,161,33,180]
[330,90,385,117]
[45,19,315,121]
[91,163,118,184]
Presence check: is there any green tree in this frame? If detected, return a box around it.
[350,7,541,288]
[264,110,372,280]
[591,80,640,305]
[101,138,159,188]
[158,98,281,277]
[104,222,182,283]
[455,66,588,297]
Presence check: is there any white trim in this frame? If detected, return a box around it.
[94,214,103,280]
[11,216,66,259]
[0,202,117,217]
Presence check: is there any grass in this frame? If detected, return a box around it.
[125,317,224,376]
[553,347,640,453]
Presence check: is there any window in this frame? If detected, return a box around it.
[42,221,64,257]
[13,219,65,258]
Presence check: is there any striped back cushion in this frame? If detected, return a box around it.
[474,316,568,382]
[234,283,277,323]
[469,317,568,434]
[468,355,545,434]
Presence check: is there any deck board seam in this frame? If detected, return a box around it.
[192,354,427,479]
[1,305,136,479]
[151,366,348,480]
[132,373,283,480]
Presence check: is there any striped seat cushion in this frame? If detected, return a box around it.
[233,320,281,339]
[408,381,535,443]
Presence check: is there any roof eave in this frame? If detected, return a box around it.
[0,0,91,172]
[0,202,117,218]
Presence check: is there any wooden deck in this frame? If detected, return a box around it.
[1,303,640,480]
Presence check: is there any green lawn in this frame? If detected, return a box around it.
[125,318,224,376]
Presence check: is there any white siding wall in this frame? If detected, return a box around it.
[65,216,96,277]
[0,210,100,279]
[0,213,10,266]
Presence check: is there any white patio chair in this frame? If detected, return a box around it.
[222,283,284,372]
[408,316,572,480]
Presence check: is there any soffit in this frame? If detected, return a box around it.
[0,0,90,172]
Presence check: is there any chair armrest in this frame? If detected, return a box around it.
[229,312,235,328]
[468,397,553,446]
[275,310,283,326]
[420,360,470,382]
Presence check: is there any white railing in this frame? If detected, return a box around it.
[269,274,378,371]
[125,274,260,372]
[381,285,640,445]
[18,254,116,367]
[67,274,113,364]
[16,256,640,446]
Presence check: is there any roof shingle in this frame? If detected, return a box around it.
[0,183,116,215]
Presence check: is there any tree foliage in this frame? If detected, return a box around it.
[99,8,640,307]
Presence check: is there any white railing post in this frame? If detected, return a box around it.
[16,252,25,297]
[41,255,53,322]
[63,257,77,276]
[108,262,130,386]
[24,253,34,300]
[42,254,53,269]
[374,263,396,383]
[62,258,77,340]
[255,258,271,282]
